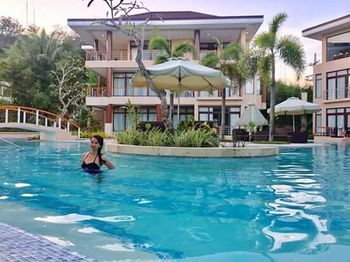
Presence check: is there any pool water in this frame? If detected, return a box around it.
[1,140,350,261]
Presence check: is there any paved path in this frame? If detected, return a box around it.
[0,222,95,262]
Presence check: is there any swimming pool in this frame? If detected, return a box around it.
[0,140,350,261]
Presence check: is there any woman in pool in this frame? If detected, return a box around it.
[81,135,115,172]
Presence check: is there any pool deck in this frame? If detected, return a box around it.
[0,222,95,262]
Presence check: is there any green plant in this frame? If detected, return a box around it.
[143,127,170,146]
[116,128,143,145]
[171,127,219,147]
[79,130,112,139]
[121,100,141,129]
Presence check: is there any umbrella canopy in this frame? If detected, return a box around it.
[131,57,230,92]
[268,97,321,131]
[238,104,268,127]
[270,97,321,116]
[131,57,230,126]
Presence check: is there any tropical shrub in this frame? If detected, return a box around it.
[171,127,219,147]
[116,128,143,145]
[80,130,112,139]
[143,127,170,146]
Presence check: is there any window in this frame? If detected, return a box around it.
[245,79,254,94]
[173,106,194,126]
[326,107,350,136]
[113,72,156,97]
[315,74,322,98]
[326,69,350,100]
[113,73,133,96]
[198,90,219,97]
[130,40,169,61]
[198,106,240,134]
[113,107,157,131]
[315,113,322,134]
[139,107,157,122]
[327,31,350,61]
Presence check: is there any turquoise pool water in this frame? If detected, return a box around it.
[0,140,350,261]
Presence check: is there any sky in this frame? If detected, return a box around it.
[1,0,350,83]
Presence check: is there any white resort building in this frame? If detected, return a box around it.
[68,11,264,135]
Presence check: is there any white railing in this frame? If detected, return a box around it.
[324,86,350,100]
[0,105,81,138]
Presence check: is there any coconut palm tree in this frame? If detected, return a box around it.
[148,35,196,124]
[254,12,305,141]
[201,38,255,140]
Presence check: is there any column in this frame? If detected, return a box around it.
[194,29,200,60]
[94,39,99,60]
[105,104,113,135]
[156,104,162,122]
[239,29,248,48]
[106,68,113,97]
[106,31,113,60]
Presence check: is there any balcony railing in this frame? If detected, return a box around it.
[86,87,106,97]
[85,50,167,61]
[324,87,350,100]
[315,126,350,137]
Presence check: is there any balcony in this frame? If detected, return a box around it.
[85,50,167,61]
[324,86,350,101]
[86,87,106,97]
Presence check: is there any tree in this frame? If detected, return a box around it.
[0,17,24,62]
[0,16,24,36]
[148,34,196,122]
[0,27,84,112]
[50,57,86,117]
[254,12,305,141]
[201,38,255,140]
[85,0,173,130]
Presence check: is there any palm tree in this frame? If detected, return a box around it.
[254,12,305,141]
[148,35,196,124]
[201,38,254,140]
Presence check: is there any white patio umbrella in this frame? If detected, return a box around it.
[237,104,268,127]
[131,57,230,125]
[268,97,321,132]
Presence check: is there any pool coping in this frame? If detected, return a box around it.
[105,142,279,157]
[0,222,95,261]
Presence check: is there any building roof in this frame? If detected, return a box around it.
[67,11,263,23]
[302,14,350,40]
[68,11,263,49]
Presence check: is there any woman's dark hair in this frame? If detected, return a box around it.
[92,135,105,164]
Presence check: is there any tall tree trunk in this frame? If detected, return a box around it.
[220,88,226,140]
[269,55,276,142]
[169,92,174,122]
[133,38,173,130]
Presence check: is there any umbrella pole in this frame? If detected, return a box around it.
[177,91,180,128]
[293,115,295,132]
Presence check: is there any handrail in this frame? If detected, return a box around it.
[0,105,81,137]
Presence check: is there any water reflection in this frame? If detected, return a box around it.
[263,148,336,252]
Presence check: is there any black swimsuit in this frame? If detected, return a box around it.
[81,153,101,172]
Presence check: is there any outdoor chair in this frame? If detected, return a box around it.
[232,128,248,147]
[253,131,268,141]
[290,131,308,143]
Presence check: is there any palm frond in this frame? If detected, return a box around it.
[269,12,288,35]
[258,55,272,85]
[200,52,219,69]
[277,35,305,75]
[172,41,196,59]
[237,49,259,78]
[223,42,242,61]
[148,35,171,56]
[254,32,275,51]
[154,55,169,64]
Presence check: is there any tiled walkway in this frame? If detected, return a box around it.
[0,222,95,262]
